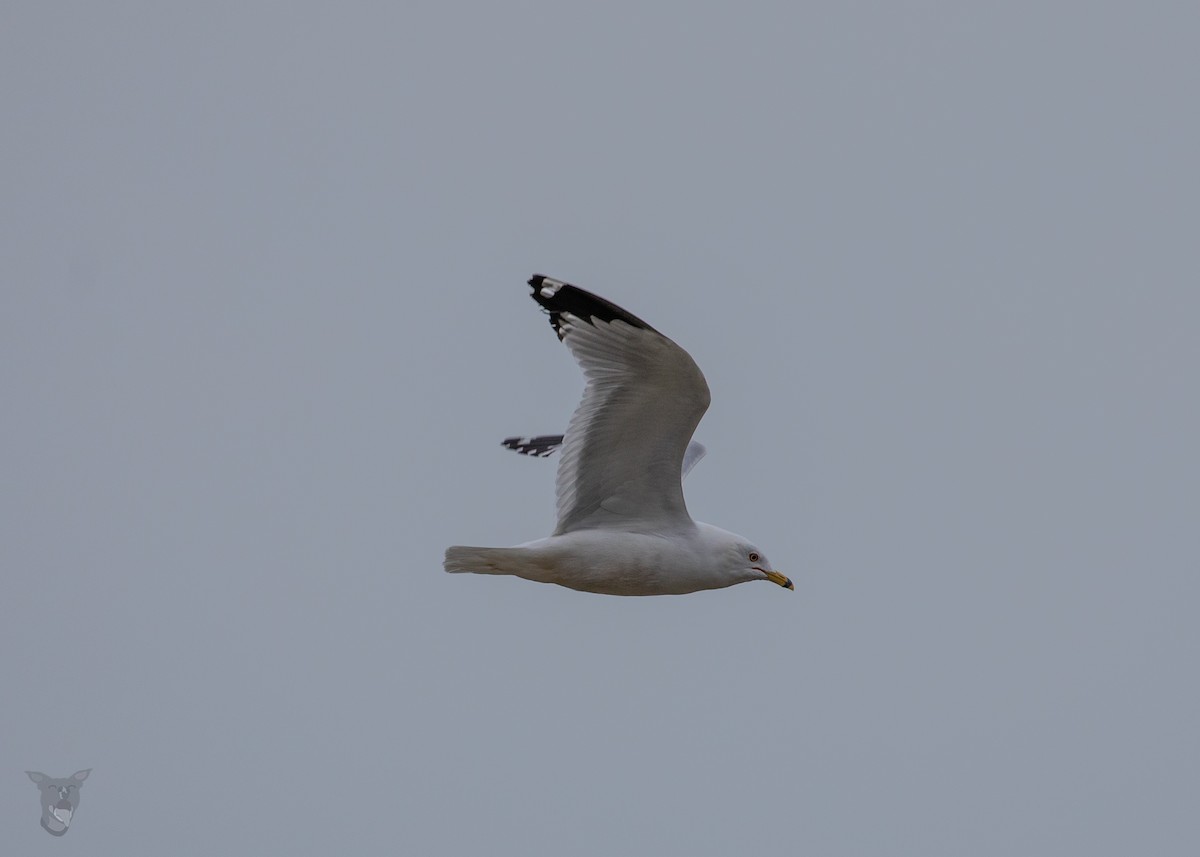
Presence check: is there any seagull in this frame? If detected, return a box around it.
[444,275,791,596]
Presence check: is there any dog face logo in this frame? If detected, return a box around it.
[25,769,91,836]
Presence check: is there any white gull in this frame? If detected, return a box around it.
[444,275,790,596]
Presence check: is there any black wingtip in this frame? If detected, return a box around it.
[527,274,659,341]
[501,434,564,457]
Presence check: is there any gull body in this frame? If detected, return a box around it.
[451,523,775,596]
[444,275,790,596]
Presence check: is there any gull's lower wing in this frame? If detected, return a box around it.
[528,275,711,534]
[500,434,563,458]
[503,434,708,479]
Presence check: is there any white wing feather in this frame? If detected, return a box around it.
[528,277,711,534]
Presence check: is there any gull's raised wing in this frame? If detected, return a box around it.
[528,275,711,534]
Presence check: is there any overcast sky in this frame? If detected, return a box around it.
[3,3,1198,855]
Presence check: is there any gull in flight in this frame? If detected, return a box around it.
[444,275,790,596]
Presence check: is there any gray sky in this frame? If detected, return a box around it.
[3,3,1198,854]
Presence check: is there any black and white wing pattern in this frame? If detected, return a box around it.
[502,433,708,479]
[500,434,564,458]
[527,275,711,534]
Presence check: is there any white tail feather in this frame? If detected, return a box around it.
[443,545,525,575]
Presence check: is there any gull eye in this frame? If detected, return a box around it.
[748,552,760,563]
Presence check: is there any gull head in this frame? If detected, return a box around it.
[701,524,792,591]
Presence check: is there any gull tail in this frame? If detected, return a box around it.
[444,545,527,576]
